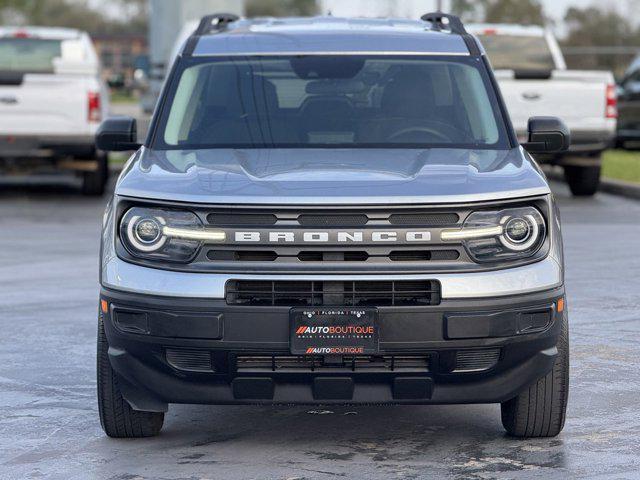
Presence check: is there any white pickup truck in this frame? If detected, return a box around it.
[0,27,110,195]
[468,24,617,196]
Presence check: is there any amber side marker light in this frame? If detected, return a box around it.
[100,299,109,314]
[557,298,565,313]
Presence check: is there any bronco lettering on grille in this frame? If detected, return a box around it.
[234,231,432,243]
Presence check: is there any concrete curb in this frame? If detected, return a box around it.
[599,177,640,200]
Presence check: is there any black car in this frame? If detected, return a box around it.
[617,56,640,147]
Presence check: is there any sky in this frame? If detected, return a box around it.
[543,0,636,26]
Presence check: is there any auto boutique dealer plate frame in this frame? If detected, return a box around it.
[290,308,379,355]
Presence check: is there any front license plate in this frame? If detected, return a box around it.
[290,308,378,355]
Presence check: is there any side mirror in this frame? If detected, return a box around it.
[522,116,570,153]
[96,116,140,151]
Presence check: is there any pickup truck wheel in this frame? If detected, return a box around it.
[97,315,164,438]
[500,315,569,438]
[564,165,601,196]
[81,152,109,196]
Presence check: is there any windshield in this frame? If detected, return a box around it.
[0,38,62,73]
[477,35,555,71]
[155,55,509,150]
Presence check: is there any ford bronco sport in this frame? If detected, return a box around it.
[96,13,570,438]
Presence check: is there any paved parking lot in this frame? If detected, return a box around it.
[1,179,639,480]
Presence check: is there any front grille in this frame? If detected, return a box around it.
[453,349,501,373]
[226,280,440,306]
[236,354,430,373]
[166,348,214,372]
[187,206,473,272]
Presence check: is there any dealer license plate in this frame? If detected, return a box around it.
[290,308,378,355]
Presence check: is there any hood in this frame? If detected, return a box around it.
[115,147,550,205]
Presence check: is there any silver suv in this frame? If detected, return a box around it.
[95,13,570,438]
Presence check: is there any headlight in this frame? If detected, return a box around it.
[119,207,225,262]
[441,206,546,262]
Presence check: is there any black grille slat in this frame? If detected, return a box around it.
[207,213,277,225]
[207,249,459,263]
[298,251,369,262]
[453,349,501,372]
[236,355,430,373]
[207,250,278,261]
[298,214,368,226]
[166,348,214,373]
[388,213,460,226]
[389,250,460,261]
[226,280,440,306]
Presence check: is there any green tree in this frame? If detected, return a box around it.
[562,6,639,74]
[246,0,318,17]
[483,0,544,25]
[0,0,147,35]
[451,0,545,25]
[450,0,478,21]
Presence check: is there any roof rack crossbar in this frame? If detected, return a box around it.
[421,12,467,35]
[194,13,239,36]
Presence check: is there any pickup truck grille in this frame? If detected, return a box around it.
[226,280,441,306]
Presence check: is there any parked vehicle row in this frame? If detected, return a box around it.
[0,27,110,195]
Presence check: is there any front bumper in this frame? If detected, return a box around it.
[100,286,565,411]
[101,254,563,300]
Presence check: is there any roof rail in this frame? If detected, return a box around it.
[194,13,239,36]
[421,12,480,56]
[421,12,467,35]
[183,13,239,56]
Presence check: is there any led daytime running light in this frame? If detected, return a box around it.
[162,226,226,243]
[441,225,503,241]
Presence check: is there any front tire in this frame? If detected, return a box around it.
[564,164,601,196]
[97,315,164,438]
[500,314,569,438]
